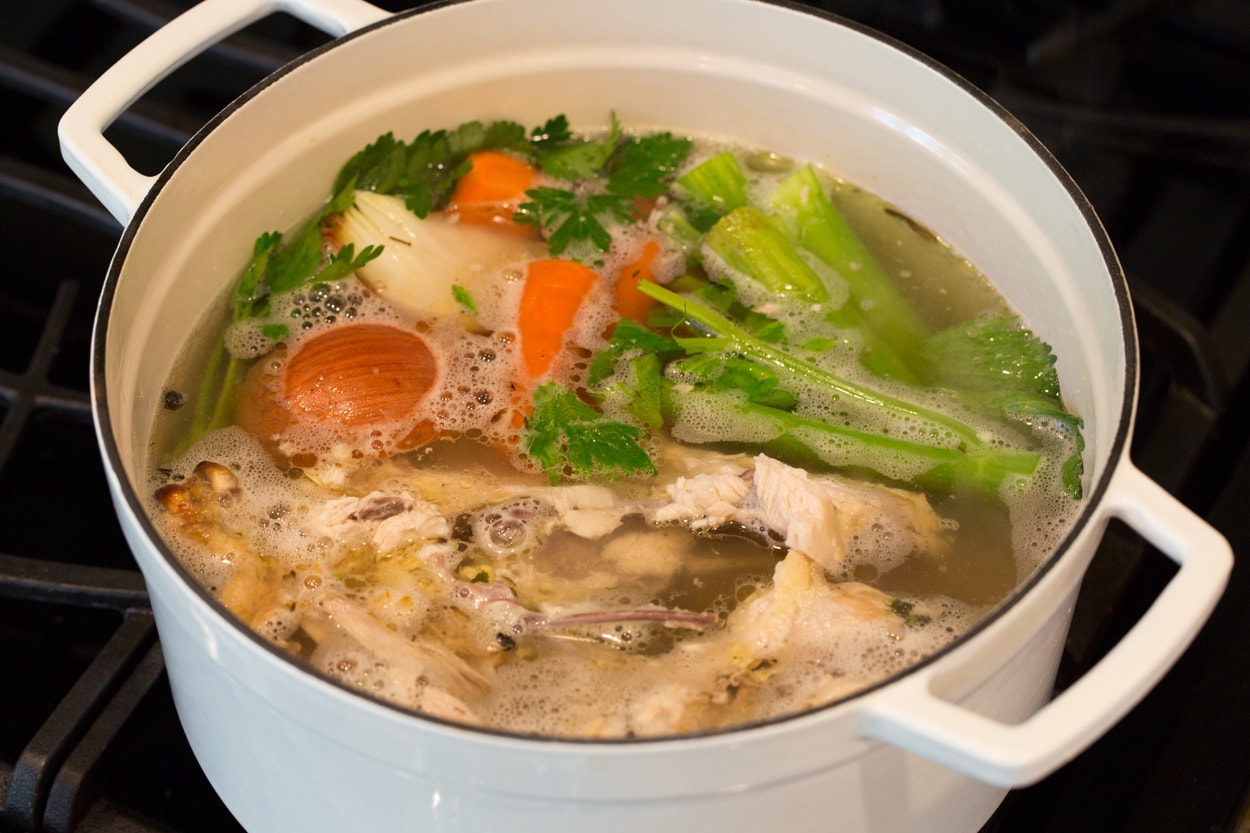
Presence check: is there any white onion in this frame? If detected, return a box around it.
[338,190,524,319]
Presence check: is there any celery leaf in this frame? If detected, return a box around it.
[924,314,1085,498]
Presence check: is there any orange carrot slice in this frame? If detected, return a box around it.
[613,240,662,324]
[447,150,536,229]
[518,258,600,380]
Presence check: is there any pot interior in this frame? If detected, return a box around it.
[97,0,1131,716]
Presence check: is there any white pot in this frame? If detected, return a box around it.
[60,1,1233,831]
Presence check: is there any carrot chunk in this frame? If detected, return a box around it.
[447,150,536,229]
[518,258,600,380]
[613,239,662,324]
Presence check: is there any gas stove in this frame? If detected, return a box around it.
[2,2,1248,831]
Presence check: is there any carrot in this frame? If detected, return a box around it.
[447,150,536,230]
[613,239,662,324]
[518,258,600,380]
[497,258,601,442]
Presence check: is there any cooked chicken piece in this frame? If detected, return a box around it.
[812,471,951,571]
[314,591,491,697]
[652,470,752,531]
[312,490,451,556]
[540,484,630,539]
[752,455,841,567]
[649,454,948,572]
[623,550,939,734]
[726,550,906,659]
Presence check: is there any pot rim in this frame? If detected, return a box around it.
[91,0,1137,747]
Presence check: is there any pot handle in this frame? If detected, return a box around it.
[58,0,390,226]
[860,461,1231,787]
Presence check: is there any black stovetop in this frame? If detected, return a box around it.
[2,1,1248,832]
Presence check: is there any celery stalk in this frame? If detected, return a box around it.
[704,206,829,303]
[770,166,930,380]
[668,390,1038,493]
[642,281,988,449]
[675,150,750,227]
[638,279,1042,491]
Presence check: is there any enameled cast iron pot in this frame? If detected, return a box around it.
[60,0,1234,831]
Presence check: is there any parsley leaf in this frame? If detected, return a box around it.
[452,284,478,314]
[519,117,693,254]
[670,353,798,410]
[607,132,694,199]
[233,231,283,321]
[232,185,380,324]
[315,242,384,286]
[586,319,681,430]
[530,115,574,147]
[534,113,622,181]
[521,383,657,484]
[515,188,633,255]
[586,318,680,387]
[602,352,668,430]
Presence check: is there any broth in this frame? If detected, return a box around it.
[148,116,1083,737]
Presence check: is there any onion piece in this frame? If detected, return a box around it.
[338,190,527,319]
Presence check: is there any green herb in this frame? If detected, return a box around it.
[529,115,574,148]
[517,120,693,254]
[607,132,694,199]
[889,598,932,627]
[515,188,632,254]
[232,185,378,324]
[585,319,680,430]
[924,314,1085,498]
[532,112,621,181]
[452,284,478,314]
[670,353,798,410]
[521,382,657,484]
[586,318,680,387]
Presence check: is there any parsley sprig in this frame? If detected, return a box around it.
[232,184,382,339]
[522,382,657,484]
[516,117,693,254]
[515,188,634,254]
